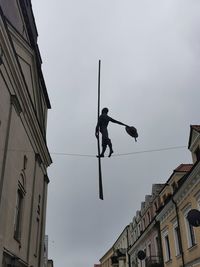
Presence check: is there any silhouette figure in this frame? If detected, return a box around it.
[95,108,127,157]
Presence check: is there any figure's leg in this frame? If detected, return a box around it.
[107,138,113,157]
[99,135,107,157]
[100,145,106,157]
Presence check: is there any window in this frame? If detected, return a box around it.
[173,222,181,256]
[162,194,168,204]
[184,208,196,248]
[154,202,158,215]
[14,190,23,241]
[197,194,200,210]
[163,232,171,262]
[34,218,40,256]
[154,235,159,256]
[143,248,146,267]
[143,218,146,229]
[148,243,151,257]
[14,173,26,242]
[147,211,151,224]
[134,229,137,241]
[172,182,177,193]
[138,223,142,235]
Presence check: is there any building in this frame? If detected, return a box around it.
[99,125,200,267]
[156,125,200,267]
[0,1,52,267]
[128,184,164,267]
[44,235,48,267]
[47,260,54,267]
[112,226,130,267]
[99,247,113,267]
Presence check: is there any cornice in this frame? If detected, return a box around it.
[174,162,200,204]
[156,161,200,224]
[156,200,174,224]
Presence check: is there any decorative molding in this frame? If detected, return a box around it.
[157,162,200,224]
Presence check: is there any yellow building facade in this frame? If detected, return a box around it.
[157,125,200,267]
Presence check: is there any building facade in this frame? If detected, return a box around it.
[157,125,200,267]
[99,125,200,267]
[128,184,164,267]
[0,1,52,267]
[112,226,130,267]
[99,247,113,267]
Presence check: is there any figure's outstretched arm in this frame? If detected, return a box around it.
[109,117,128,127]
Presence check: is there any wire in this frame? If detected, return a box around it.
[113,145,187,157]
[51,152,94,158]
[50,145,187,158]
[2,145,187,158]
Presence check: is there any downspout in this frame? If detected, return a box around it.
[126,227,131,267]
[171,198,185,267]
[153,218,164,266]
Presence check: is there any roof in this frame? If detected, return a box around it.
[174,164,193,172]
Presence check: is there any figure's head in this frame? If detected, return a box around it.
[102,107,109,114]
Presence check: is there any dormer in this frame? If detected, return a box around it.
[188,125,200,163]
[159,164,193,205]
[140,202,145,216]
[152,184,164,196]
[145,194,151,203]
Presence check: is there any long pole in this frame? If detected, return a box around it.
[97,60,103,200]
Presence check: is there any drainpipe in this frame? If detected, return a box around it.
[126,227,131,267]
[171,198,185,267]
[154,219,164,266]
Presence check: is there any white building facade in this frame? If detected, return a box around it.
[0,1,52,267]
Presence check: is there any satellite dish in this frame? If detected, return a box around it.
[187,209,200,227]
[137,250,146,260]
[125,126,138,142]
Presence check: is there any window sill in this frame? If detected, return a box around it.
[165,259,172,265]
[188,244,197,252]
[175,254,182,259]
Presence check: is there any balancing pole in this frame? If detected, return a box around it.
[97,60,103,200]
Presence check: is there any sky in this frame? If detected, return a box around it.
[32,1,200,267]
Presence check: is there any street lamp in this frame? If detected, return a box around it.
[137,250,146,261]
[187,209,200,227]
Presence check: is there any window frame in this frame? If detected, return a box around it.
[13,173,26,243]
[162,231,171,262]
[173,221,181,256]
[184,207,196,248]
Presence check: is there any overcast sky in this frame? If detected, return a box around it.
[32,1,200,267]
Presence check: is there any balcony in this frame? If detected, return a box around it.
[145,256,164,267]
